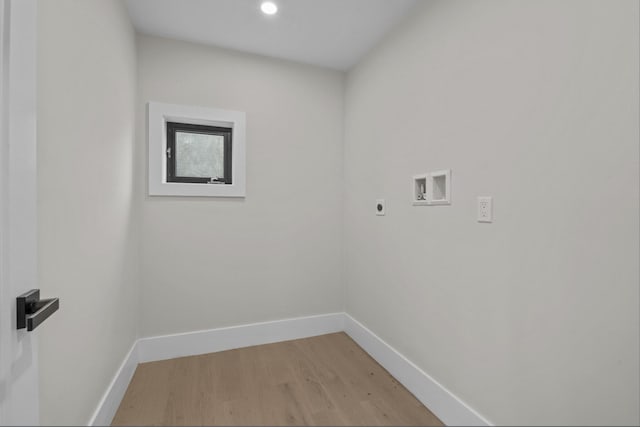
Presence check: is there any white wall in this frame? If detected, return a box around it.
[37,0,139,424]
[344,1,639,425]
[136,35,344,337]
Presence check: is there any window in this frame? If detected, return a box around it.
[166,122,232,184]
[148,102,246,197]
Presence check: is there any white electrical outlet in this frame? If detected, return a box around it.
[376,199,386,216]
[477,196,493,222]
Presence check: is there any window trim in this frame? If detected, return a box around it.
[148,102,246,197]
[166,122,232,184]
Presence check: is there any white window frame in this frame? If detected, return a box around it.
[148,102,246,197]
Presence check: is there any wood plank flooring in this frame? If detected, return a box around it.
[112,332,443,426]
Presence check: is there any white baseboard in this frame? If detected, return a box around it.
[87,312,344,425]
[137,312,345,363]
[344,313,492,426]
[88,312,490,426]
[88,341,139,426]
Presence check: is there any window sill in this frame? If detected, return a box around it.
[150,181,245,198]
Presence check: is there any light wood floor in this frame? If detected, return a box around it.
[112,332,443,426]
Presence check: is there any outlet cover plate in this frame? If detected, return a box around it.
[478,196,493,222]
[376,199,386,216]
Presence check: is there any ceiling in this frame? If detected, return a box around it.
[125,0,418,70]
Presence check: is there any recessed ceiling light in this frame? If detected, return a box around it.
[260,1,278,15]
